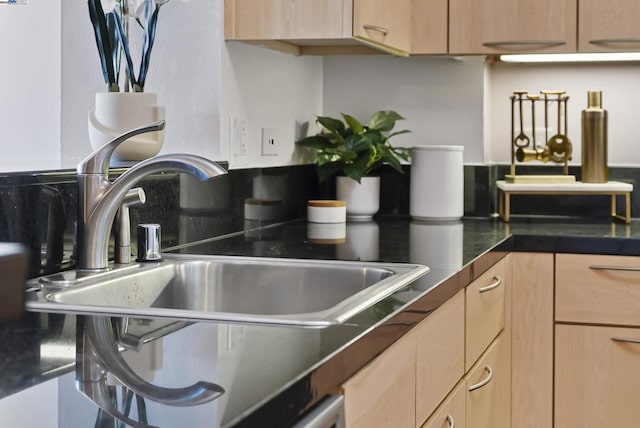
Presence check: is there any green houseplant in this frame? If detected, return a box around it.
[297,110,411,219]
[295,110,411,183]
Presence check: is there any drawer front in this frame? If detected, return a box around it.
[465,333,510,428]
[341,331,416,428]
[556,253,640,326]
[465,258,507,370]
[416,290,465,426]
[555,324,640,427]
[421,381,466,428]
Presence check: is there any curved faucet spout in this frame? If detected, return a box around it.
[78,154,227,271]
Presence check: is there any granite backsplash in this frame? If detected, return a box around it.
[0,163,638,278]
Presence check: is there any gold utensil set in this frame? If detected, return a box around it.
[510,89,573,177]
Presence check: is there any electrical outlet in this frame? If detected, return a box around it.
[230,117,248,164]
[261,128,278,156]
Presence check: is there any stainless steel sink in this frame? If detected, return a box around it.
[26,254,429,327]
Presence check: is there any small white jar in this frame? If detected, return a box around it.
[307,200,346,223]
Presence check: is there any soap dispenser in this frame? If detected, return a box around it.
[581,91,608,183]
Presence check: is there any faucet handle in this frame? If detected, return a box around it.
[137,224,162,262]
[77,120,166,175]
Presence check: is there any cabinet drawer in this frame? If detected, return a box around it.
[341,331,416,428]
[465,333,510,428]
[421,381,466,428]
[555,324,640,427]
[465,258,507,370]
[556,253,640,326]
[416,290,465,426]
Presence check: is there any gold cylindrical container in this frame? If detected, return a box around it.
[581,91,608,183]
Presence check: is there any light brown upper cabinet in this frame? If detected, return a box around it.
[579,0,640,52]
[224,0,447,56]
[449,0,577,54]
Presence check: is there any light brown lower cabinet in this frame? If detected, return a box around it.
[465,333,511,428]
[341,290,465,428]
[555,324,640,428]
[341,330,416,428]
[421,381,466,428]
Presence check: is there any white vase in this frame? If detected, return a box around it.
[88,92,165,165]
[336,176,380,220]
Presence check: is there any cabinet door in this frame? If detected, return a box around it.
[411,0,448,54]
[465,257,507,371]
[555,324,640,427]
[341,331,416,428]
[511,253,554,428]
[465,333,511,428]
[449,0,577,54]
[353,0,412,53]
[416,290,465,426]
[556,253,640,326]
[422,382,466,428]
[224,0,351,40]
[579,0,640,52]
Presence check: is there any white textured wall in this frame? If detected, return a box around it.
[220,42,324,169]
[487,61,640,166]
[61,0,223,168]
[0,1,61,172]
[323,55,486,164]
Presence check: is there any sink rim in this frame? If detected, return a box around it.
[26,254,429,327]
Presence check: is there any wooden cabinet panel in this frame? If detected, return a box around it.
[224,0,351,40]
[466,333,511,428]
[465,257,506,371]
[555,324,640,427]
[353,0,412,53]
[511,253,553,428]
[341,331,416,428]
[421,381,466,428]
[449,0,577,54]
[579,0,640,52]
[556,253,640,326]
[416,290,465,426]
[410,0,448,54]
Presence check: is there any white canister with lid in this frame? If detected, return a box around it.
[410,145,464,221]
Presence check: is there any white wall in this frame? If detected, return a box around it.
[323,55,486,164]
[0,1,61,172]
[487,61,640,166]
[220,42,324,169]
[61,0,223,168]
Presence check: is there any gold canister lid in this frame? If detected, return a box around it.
[587,91,602,108]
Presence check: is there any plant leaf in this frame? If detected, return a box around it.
[385,129,411,139]
[379,145,404,173]
[295,135,333,150]
[316,116,346,137]
[341,113,364,134]
[368,110,405,132]
[113,11,139,88]
[138,3,161,90]
[88,0,118,90]
[344,134,370,153]
[317,161,345,183]
[343,150,372,183]
[105,12,120,87]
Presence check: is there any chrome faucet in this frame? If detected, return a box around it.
[77,120,227,270]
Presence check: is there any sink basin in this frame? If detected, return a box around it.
[26,254,429,327]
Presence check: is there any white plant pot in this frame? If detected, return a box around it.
[88,92,165,165]
[336,176,380,220]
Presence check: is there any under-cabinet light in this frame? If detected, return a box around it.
[500,52,640,63]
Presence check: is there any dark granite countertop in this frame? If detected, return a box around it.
[3,216,640,427]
